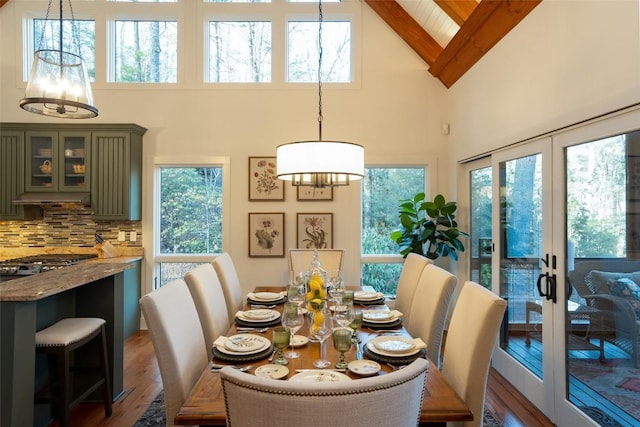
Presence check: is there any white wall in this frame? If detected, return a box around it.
[447,0,640,162]
[0,2,450,295]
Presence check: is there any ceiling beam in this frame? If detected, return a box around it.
[434,0,478,27]
[365,0,443,66]
[0,0,9,8]
[429,0,542,88]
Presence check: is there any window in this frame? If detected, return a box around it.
[156,166,225,287]
[287,21,351,83]
[208,21,272,83]
[469,166,492,289]
[32,19,96,82]
[114,20,178,83]
[361,167,426,296]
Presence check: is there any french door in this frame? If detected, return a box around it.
[470,107,640,426]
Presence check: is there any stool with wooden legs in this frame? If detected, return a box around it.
[34,318,112,427]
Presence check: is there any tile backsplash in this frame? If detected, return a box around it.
[0,206,142,248]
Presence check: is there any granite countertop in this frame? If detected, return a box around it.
[0,256,142,302]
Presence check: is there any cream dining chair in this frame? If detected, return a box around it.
[441,281,507,427]
[288,249,344,275]
[211,252,245,324]
[393,252,431,326]
[405,263,457,369]
[139,279,209,427]
[184,263,231,346]
[220,358,429,427]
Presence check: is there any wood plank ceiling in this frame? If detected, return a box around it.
[0,0,541,88]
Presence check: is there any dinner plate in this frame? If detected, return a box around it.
[354,291,384,301]
[289,370,352,383]
[362,313,400,324]
[249,292,283,302]
[290,335,309,347]
[240,309,280,321]
[367,336,421,357]
[255,364,289,379]
[347,360,381,377]
[218,334,271,355]
[362,310,394,321]
[356,298,386,306]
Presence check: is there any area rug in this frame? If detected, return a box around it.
[569,358,640,422]
[132,391,503,426]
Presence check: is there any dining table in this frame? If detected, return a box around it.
[174,286,473,427]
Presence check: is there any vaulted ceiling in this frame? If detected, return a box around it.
[0,0,541,88]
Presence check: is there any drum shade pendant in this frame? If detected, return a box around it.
[276,0,363,188]
[19,0,97,119]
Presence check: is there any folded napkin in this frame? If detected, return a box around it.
[363,310,403,320]
[213,336,228,349]
[411,337,427,350]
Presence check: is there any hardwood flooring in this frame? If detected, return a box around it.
[54,331,553,427]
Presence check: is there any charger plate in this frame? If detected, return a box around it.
[235,317,282,328]
[212,344,274,362]
[247,296,287,305]
[355,297,386,306]
[362,318,403,330]
[363,346,426,365]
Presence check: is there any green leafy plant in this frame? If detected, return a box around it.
[390,193,468,260]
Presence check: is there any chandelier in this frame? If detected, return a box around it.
[276,0,363,188]
[19,0,98,119]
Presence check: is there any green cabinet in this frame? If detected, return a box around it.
[91,125,145,220]
[0,123,146,221]
[0,130,24,220]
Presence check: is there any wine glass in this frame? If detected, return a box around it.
[327,269,344,305]
[349,309,363,343]
[310,308,333,368]
[272,326,290,365]
[332,327,352,369]
[333,300,354,329]
[281,302,304,358]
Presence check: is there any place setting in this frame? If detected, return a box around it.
[246,291,287,306]
[363,335,427,365]
[211,333,274,362]
[353,290,386,306]
[235,308,282,328]
[361,308,403,330]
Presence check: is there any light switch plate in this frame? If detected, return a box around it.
[130,231,137,242]
[117,231,125,241]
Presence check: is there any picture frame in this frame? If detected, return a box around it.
[296,185,333,201]
[296,212,333,249]
[248,213,285,257]
[248,157,284,201]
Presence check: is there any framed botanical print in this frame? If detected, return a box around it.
[248,212,285,257]
[296,185,333,201]
[296,212,333,249]
[248,157,284,201]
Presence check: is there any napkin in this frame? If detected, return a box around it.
[411,337,427,350]
[363,310,403,320]
[213,336,228,349]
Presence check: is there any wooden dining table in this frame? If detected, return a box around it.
[174,286,473,426]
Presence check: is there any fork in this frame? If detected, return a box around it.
[211,364,253,372]
[250,304,277,309]
[236,327,269,333]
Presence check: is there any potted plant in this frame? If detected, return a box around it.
[390,193,468,260]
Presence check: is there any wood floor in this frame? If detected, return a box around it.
[55,331,554,427]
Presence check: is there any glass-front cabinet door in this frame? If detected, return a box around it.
[25,131,90,192]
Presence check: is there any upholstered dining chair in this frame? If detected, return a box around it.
[405,263,457,369]
[211,253,244,324]
[393,252,431,326]
[220,358,429,427]
[441,281,507,427]
[184,263,231,346]
[288,249,344,275]
[139,279,209,427]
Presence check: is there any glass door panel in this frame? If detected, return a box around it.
[60,133,90,190]
[26,132,57,191]
[563,131,640,426]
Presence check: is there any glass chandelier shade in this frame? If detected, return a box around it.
[275,0,363,188]
[276,141,364,187]
[19,0,98,119]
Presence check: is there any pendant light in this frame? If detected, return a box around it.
[19,0,98,119]
[276,0,364,188]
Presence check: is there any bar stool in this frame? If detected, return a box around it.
[34,318,112,427]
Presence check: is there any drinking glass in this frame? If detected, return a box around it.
[333,300,354,329]
[327,269,344,305]
[281,302,304,358]
[310,308,333,368]
[272,326,290,365]
[332,327,352,369]
[349,309,363,343]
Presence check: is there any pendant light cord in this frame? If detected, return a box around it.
[37,0,82,57]
[317,0,324,141]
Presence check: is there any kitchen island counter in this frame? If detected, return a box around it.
[0,256,141,301]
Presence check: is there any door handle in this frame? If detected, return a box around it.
[536,272,557,303]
